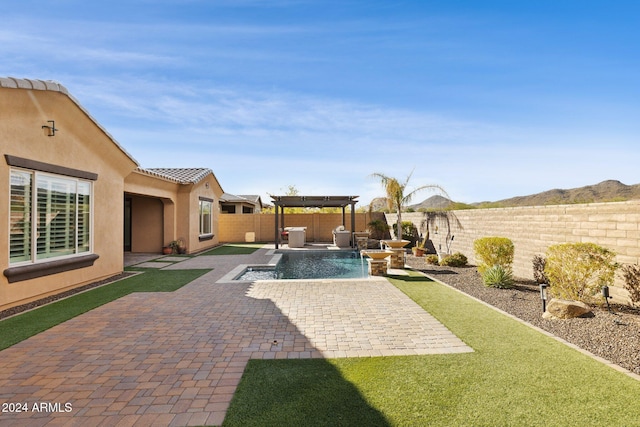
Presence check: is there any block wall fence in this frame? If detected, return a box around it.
[218,201,640,301]
[218,212,376,244]
[387,200,640,301]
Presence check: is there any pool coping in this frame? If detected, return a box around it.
[216,248,381,283]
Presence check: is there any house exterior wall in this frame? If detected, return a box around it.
[178,178,223,254]
[0,84,137,311]
[124,171,223,254]
[389,200,640,303]
[129,196,164,253]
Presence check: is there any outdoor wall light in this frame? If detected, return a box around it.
[42,120,58,137]
[539,283,549,312]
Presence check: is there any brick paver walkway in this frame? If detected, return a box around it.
[0,247,471,426]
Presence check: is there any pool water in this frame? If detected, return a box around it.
[236,251,367,280]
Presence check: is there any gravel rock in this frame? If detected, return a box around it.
[405,255,640,376]
[0,272,136,320]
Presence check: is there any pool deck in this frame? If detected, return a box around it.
[0,244,471,426]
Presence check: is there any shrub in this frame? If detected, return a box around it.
[544,242,617,303]
[532,255,548,284]
[473,237,514,275]
[440,252,468,267]
[392,221,419,246]
[367,219,389,240]
[425,254,440,265]
[620,264,640,307]
[482,265,514,288]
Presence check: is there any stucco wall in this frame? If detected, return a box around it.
[389,200,640,301]
[125,170,222,254]
[1,85,137,310]
[130,196,164,253]
[178,179,222,254]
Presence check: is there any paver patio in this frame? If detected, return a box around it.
[0,246,471,426]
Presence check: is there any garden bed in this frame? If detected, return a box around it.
[405,255,640,376]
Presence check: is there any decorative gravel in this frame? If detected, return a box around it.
[0,272,135,320]
[405,255,640,376]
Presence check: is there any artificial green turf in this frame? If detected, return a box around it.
[199,243,264,255]
[0,268,210,351]
[224,274,640,426]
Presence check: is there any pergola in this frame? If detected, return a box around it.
[271,195,359,249]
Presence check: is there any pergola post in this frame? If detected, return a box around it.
[274,201,279,249]
[350,202,356,245]
[270,195,359,248]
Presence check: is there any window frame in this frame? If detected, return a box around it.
[198,197,214,241]
[9,168,94,266]
[4,155,99,283]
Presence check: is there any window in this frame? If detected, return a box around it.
[199,198,213,238]
[10,169,92,265]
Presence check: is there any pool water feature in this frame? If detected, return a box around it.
[235,250,367,280]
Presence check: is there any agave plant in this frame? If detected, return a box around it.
[482,265,514,289]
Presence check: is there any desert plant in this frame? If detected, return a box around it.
[620,264,640,307]
[440,252,468,267]
[168,240,181,254]
[371,171,446,243]
[482,265,514,288]
[473,237,514,275]
[367,219,389,240]
[392,221,419,246]
[425,254,440,265]
[544,242,617,303]
[532,255,548,284]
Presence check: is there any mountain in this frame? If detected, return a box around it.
[368,195,454,212]
[476,180,640,208]
[367,180,640,212]
[409,195,454,210]
[368,197,389,212]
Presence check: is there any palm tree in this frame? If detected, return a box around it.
[371,171,447,242]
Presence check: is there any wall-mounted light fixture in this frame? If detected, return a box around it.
[42,120,58,137]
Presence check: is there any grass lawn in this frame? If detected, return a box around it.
[224,274,640,426]
[199,243,264,256]
[0,268,209,351]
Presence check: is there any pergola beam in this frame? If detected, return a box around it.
[271,195,359,249]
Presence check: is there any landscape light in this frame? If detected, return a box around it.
[539,283,548,313]
[602,286,613,313]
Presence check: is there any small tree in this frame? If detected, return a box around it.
[544,242,617,303]
[370,171,446,241]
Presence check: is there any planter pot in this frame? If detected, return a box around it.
[414,247,425,257]
[361,250,393,260]
[382,239,410,249]
[162,247,173,255]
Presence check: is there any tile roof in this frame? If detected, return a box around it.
[220,193,249,203]
[144,168,214,184]
[1,77,138,166]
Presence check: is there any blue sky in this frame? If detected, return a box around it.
[3,1,640,206]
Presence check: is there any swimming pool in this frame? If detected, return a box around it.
[235,250,368,280]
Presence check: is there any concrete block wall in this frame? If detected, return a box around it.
[387,200,640,302]
[218,213,373,243]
